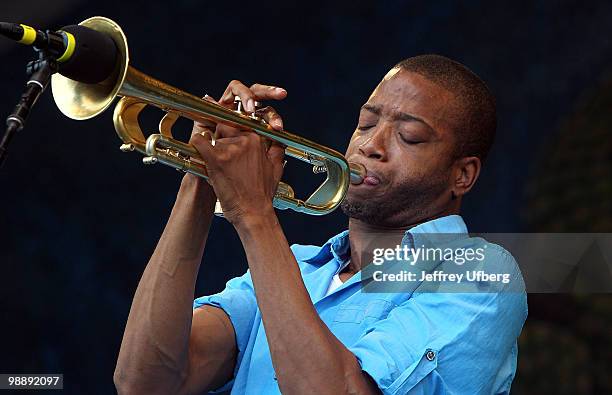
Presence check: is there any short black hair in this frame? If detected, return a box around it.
[395,55,497,163]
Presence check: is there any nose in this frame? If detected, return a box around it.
[358,125,389,160]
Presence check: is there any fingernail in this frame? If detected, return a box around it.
[276,87,286,94]
[247,98,255,113]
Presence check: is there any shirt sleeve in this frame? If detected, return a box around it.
[193,270,258,393]
[349,252,528,394]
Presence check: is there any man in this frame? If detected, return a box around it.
[114,55,527,395]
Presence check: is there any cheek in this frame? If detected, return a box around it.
[391,165,423,186]
[389,153,438,184]
[345,131,362,156]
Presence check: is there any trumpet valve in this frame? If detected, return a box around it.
[250,100,262,120]
[233,96,243,113]
[233,95,263,120]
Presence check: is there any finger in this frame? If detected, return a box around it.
[213,135,248,147]
[191,95,218,137]
[206,89,250,139]
[268,142,286,182]
[210,135,251,163]
[191,131,217,167]
[190,128,213,146]
[249,83,288,101]
[268,142,286,164]
[191,120,216,137]
[215,123,251,139]
[203,94,218,104]
[219,80,257,112]
[257,106,284,131]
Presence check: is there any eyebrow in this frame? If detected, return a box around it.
[361,103,436,133]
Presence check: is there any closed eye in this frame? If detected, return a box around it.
[357,125,376,131]
[399,133,424,145]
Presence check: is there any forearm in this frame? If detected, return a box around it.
[114,175,216,394]
[235,213,375,394]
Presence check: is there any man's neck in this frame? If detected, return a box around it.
[345,206,460,275]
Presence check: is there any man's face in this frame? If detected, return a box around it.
[341,68,461,227]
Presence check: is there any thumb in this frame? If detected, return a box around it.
[268,143,286,181]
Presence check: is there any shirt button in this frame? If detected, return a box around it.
[426,350,436,361]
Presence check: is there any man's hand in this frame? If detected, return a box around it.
[190,80,288,225]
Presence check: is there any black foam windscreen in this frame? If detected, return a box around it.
[58,25,119,84]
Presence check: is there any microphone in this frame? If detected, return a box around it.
[0,22,118,84]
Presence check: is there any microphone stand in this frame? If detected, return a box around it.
[0,49,58,168]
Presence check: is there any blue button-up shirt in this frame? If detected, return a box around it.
[193,215,528,394]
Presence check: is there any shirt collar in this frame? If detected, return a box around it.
[303,230,350,265]
[402,214,468,249]
[302,215,468,265]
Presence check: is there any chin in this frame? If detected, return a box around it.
[340,196,388,224]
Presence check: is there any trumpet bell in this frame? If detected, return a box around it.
[51,17,130,120]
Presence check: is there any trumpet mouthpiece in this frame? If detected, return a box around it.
[349,162,366,184]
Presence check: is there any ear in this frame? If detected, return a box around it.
[452,156,481,198]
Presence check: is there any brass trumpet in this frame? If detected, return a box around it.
[51,17,365,215]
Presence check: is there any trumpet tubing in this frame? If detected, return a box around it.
[51,16,365,215]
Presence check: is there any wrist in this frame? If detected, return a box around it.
[177,174,216,211]
[232,206,278,233]
[179,173,212,193]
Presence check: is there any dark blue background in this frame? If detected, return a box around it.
[1,1,611,393]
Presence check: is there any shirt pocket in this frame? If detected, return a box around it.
[333,299,397,324]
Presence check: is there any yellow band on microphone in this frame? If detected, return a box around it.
[57,31,75,63]
[18,24,37,45]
